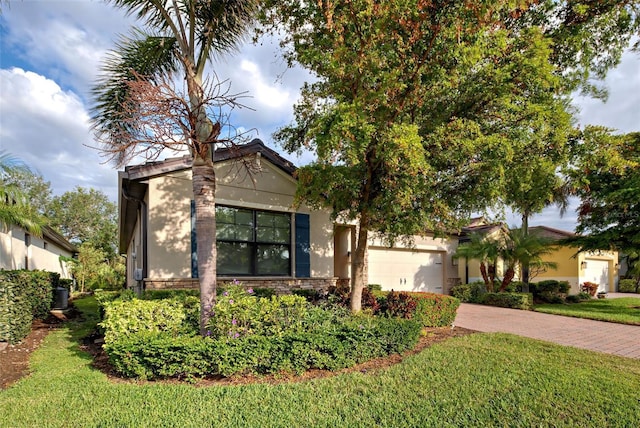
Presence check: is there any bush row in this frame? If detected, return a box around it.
[100,287,423,380]
[480,292,533,310]
[104,316,421,380]
[619,279,639,293]
[0,270,60,343]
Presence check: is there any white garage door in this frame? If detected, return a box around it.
[368,248,444,293]
[583,259,609,292]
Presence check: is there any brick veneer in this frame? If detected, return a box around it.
[143,277,338,294]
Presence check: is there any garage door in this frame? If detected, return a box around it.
[583,259,609,292]
[368,248,444,293]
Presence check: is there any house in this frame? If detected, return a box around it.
[527,226,618,294]
[456,222,618,294]
[0,224,76,278]
[118,139,462,294]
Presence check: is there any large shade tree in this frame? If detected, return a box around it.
[91,0,259,334]
[46,187,118,259]
[568,128,640,282]
[261,1,588,312]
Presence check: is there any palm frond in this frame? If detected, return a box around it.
[91,29,179,165]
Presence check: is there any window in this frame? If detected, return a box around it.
[216,206,291,276]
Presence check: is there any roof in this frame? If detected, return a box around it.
[527,225,576,241]
[118,139,297,253]
[123,139,296,181]
[43,226,77,254]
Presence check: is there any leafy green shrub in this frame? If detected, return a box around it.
[104,315,421,380]
[291,288,324,303]
[0,276,32,343]
[100,299,194,344]
[207,286,309,339]
[382,291,417,319]
[143,289,199,300]
[565,292,592,303]
[530,280,570,303]
[59,278,73,290]
[451,281,486,303]
[0,270,58,343]
[480,292,533,310]
[368,284,382,291]
[408,292,459,327]
[619,279,639,293]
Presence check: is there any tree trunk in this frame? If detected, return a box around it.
[500,267,515,292]
[192,158,217,335]
[480,262,491,291]
[521,213,530,293]
[350,220,369,313]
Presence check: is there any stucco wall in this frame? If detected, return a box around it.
[143,157,334,281]
[0,225,73,278]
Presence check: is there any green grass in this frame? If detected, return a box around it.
[1,297,640,427]
[535,297,640,325]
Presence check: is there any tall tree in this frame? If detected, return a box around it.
[568,128,640,262]
[45,187,117,259]
[91,0,259,334]
[262,1,580,312]
[2,168,52,216]
[0,151,45,236]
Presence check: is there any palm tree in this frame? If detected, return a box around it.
[454,233,500,292]
[91,0,259,335]
[499,228,557,292]
[0,151,44,236]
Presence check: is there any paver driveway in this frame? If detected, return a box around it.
[455,303,640,359]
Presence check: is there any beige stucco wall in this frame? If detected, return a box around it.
[0,225,73,278]
[143,157,334,281]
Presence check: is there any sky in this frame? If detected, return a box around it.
[0,1,639,233]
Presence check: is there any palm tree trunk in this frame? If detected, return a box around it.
[501,267,515,292]
[192,158,217,335]
[480,262,492,291]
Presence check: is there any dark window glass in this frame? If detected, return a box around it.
[216,206,291,276]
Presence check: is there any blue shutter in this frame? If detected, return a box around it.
[191,200,198,278]
[295,213,311,278]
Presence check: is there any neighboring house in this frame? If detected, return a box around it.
[118,139,461,294]
[527,226,618,294]
[0,224,76,278]
[456,222,618,294]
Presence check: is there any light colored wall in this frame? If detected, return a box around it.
[144,158,334,280]
[0,225,73,278]
[367,234,459,294]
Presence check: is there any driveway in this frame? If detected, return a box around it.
[455,303,640,359]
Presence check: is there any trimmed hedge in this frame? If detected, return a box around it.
[480,292,533,310]
[104,316,422,380]
[450,282,487,303]
[619,279,639,293]
[403,292,459,327]
[530,280,570,303]
[0,270,58,344]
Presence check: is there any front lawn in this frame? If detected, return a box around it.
[535,297,640,325]
[1,297,639,427]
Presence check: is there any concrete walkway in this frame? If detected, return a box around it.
[455,303,640,359]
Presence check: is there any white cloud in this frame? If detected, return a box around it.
[0,67,117,199]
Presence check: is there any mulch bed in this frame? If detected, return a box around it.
[2,311,476,389]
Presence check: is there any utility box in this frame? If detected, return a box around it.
[53,287,69,310]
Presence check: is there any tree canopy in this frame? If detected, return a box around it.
[45,186,118,259]
[261,0,621,310]
[569,129,640,253]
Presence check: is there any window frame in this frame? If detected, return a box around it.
[216,205,292,277]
